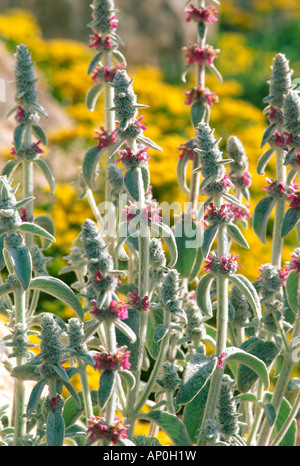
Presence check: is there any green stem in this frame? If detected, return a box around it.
[13,285,27,445]
[103,52,115,206]
[77,358,94,421]
[271,146,286,268]
[198,222,228,445]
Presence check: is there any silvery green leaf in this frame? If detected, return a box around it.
[46,410,65,446]
[253,195,276,244]
[26,379,46,417]
[208,64,223,83]
[227,223,250,248]
[264,393,297,446]
[136,135,162,152]
[5,245,32,290]
[183,381,210,444]
[52,363,69,383]
[114,318,137,343]
[30,276,84,321]
[285,270,298,314]
[150,221,178,267]
[191,102,206,128]
[222,192,247,210]
[1,159,20,179]
[281,207,300,238]
[202,224,218,257]
[137,411,193,446]
[17,221,55,243]
[31,103,48,118]
[176,353,217,405]
[34,215,55,249]
[153,324,169,343]
[34,159,55,195]
[225,346,270,391]
[32,124,47,145]
[287,377,300,392]
[82,146,105,190]
[86,83,104,111]
[176,154,190,196]
[87,52,102,75]
[174,218,202,278]
[261,123,276,148]
[119,369,136,390]
[112,49,127,67]
[15,196,35,210]
[124,167,144,201]
[229,274,261,320]
[98,370,116,408]
[196,272,215,317]
[259,402,276,426]
[257,148,274,175]
[13,125,26,151]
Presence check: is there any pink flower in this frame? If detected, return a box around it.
[287,191,300,209]
[204,254,215,272]
[93,127,117,149]
[177,142,195,160]
[16,106,25,120]
[127,290,150,310]
[89,33,112,50]
[20,208,27,222]
[217,352,226,369]
[109,15,118,29]
[109,300,129,320]
[184,85,218,107]
[93,346,131,371]
[136,115,147,131]
[93,270,104,283]
[263,178,286,195]
[86,416,108,441]
[221,174,232,188]
[290,252,300,273]
[183,44,219,66]
[279,265,289,285]
[116,146,150,164]
[50,396,59,409]
[92,63,124,83]
[185,5,218,23]
[34,139,44,155]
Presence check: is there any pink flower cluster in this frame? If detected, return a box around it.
[89,33,112,50]
[177,142,195,160]
[290,251,300,273]
[257,264,289,286]
[184,85,218,107]
[230,171,252,189]
[10,139,44,157]
[93,345,131,371]
[204,252,242,274]
[217,352,226,369]
[92,63,123,83]
[183,44,219,66]
[122,200,162,224]
[86,415,130,445]
[90,298,128,320]
[262,177,287,196]
[127,289,150,310]
[93,127,117,149]
[185,5,218,23]
[16,106,25,121]
[116,146,150,164]
[275,131,292,147]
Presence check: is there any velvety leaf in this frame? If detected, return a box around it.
[190,102,206,128]
[63,391,98,427]
[146,308,164,359]
[264,393,297,446]
[82,146,105,190]
[30,276,84,321]
[174,218,202,278]
[46,410,65,446]
[257,148,274,175]
[259,402,276,426]
[17,221,55,243]
[188,243,204,282]
[32,124,47,145]
[87,52,102,75]
[116,308,140,371]
[287,377,300,392]
[154,323,169,343]
[5,245,32,290]
[183,380,210,443]
[202,224,218,258]
[230,274,261,320]
[281,207,300,238]
[34,159,55,195]
[176,155,190,196]
[1,159,20,179]
[151,222,178,267]
[285,269,298,314]
[261,123,276,148]
[119,369,136,391]
[98,370,116,408]
[26,379,46,417]
[124,168,144,201]
[34,215,55,249]
[86,83,104,111]
[176,353,217,405]
[196,272,215,317]
[253,195,276,244]
[227,223,250,248]
[52,363,69,383]
[13,125,26,151]
[138,411,193,446]
[11,362,41,381]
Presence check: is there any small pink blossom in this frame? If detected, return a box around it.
[50,396,59,409]
[20,208,27,222]
[116,146,150,164]
[16,106,25,120]
[93,346,131,371]
[177,142,195,160]
[93,127,117,149]
[185,5,218,23]
[127,290,150,310]
[109,300,129,320]
[89,33,112,50]
[109,14,118,29]
[183,44,219,66]
[86,416,108,441]
[279,265,289,285]
[290,252,300,273]
[217,352,226,369]
[184,85,218,107]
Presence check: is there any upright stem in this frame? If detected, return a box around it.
[271,146,286,268]
[13,286,27,445]
[104,52,115,206]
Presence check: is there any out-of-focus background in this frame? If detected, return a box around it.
[0,0,299,296]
